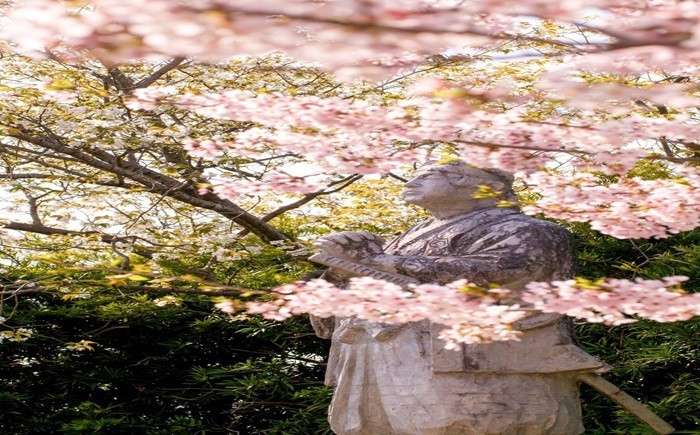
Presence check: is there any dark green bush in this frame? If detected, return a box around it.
[1,228,698,434]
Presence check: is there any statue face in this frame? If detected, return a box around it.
[402,165,499,210]
[402,166,464,207]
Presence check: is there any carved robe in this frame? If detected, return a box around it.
[312,207,608,435]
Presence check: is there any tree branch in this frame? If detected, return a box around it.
[578,373,675,434]
[1,222,155,258]
[236,8,584,51]
[0,173,51,180]
[262,174,362,222]
[236,174,363,238]
[453,139,593,155]
[25,193,43,226]
[132,57,187,89]
[108,67,136,92]
[3,221,94,237]
[5,127,290,243]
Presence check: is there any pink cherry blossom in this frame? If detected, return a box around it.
[522,276,699,324]
[239,274,699,345]
[5,0,700,341]
[213,172,323,199]
[3,0,700,79]
[246,277,527,345]
[522,167,700,239]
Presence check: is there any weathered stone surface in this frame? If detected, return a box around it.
[312,162,608,434]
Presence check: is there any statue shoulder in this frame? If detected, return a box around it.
[507,215,576,278]
[503,213,573,242]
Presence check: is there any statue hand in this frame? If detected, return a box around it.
[314,231,386,262]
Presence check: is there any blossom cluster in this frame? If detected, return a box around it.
[522,167,700,239]
[0,0,501,78]
[233,275,699,345]
[212,172,323,198]
[245,277,526,346]
[135,86,700,176]
[522,276,699,324]
[132,84,700,239]
[132,87,431,176]
[4,1,700,79]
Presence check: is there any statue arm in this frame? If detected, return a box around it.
[310,315,335,339]
[363,253,530,286]
[365,222,574,287]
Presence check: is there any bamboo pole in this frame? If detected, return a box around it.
[578,372,675,434]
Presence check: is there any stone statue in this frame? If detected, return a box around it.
[310,162,609,435]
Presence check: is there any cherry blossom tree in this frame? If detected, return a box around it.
[0,0,699,345]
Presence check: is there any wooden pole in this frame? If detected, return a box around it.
[578,372,675,434]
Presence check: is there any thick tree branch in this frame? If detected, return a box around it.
[0,141,81,164]
[6,127,290,243]
[25,193,43,226]
[0,142,140,187]
[2,219,223,279]
[0,170,138,188]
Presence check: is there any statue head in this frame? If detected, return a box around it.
[402,161,517,217]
